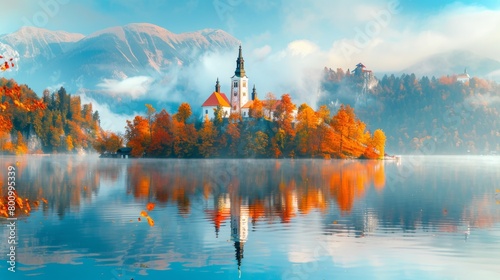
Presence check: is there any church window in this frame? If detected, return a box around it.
[243,92,246,96]
[243,81,246,87]
[244,112,247,116]
[234,92,237,96]
[233,81,238,87]
[233,106,237,110]
[205,110,208,114]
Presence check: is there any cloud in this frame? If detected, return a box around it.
[97,76,153,99]
[326,3,500,72]
[286,40,319,57]
[276,1,500,76]
[241,40,326,107]
[466,92,500,107]
[79,91,138,133]
[281,0,391,38]
[252,45,272,61]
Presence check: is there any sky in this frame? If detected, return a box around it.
[2,0,500,130]
[3,0,500,67]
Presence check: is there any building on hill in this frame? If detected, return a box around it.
[201,78,231,120]
[202,46,259,119]
[241,85,258,118]
[230,46,249,115]
[202,46,297,121]
[456,68,470,83]
[353,63,369,76]
[352,62,378,102]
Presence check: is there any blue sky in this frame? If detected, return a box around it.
[3,0,500,69]
[2,1,499,48]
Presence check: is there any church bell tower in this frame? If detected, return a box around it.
[230,46,249,114]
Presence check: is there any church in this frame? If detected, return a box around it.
[201,46,258,120]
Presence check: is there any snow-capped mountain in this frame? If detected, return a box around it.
[0,23,240,95]
[0,26,84,59]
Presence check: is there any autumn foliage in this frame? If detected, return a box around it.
[0,78,102,154]
[321,67,500,154]
[121,94,385,159]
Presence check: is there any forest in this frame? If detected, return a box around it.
[320,67,500,154]
[102,94,386,159]
[1,78,386,159]
[7,63,500,158]
[0,78,100,154]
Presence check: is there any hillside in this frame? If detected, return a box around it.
[320,67,500,155]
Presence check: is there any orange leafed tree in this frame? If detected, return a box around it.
[198,117,218,157]
[1,82,46,153]
[249,97,264,119]
[172,103,197,157]
[372,129,387,159]
[147,109,174,157]
[295,104,319,156]
[225,113,241,156]
[1,83,46,133]
[93,130,123,154]
[125,116,150,157]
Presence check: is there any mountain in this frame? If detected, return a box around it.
[402,50,500,80]
[0,26,84,58]
[0,23,239,96]
[0,27,84,74]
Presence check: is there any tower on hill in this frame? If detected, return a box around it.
[230,46,249,114]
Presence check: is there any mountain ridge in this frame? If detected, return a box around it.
[0,23,240,102]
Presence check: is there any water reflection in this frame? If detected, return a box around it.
[0,156,499,279]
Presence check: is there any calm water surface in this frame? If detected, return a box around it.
[1,155,499,279]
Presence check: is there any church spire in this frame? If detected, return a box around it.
[251,84,257,100]
[234,241,244,277]
[234,45,246,77]
[215,77,221,93]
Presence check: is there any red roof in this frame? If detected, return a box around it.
[263,100,281,111]
[202,92,230,107]
[242,100,253,109]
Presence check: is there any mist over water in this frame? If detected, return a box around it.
[0,155,499,279]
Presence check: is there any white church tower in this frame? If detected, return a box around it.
[230,46,249,114]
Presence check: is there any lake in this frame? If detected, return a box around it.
[1,155,499,279]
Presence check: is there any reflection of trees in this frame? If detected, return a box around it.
[127,160,200,216]
[200,159,386,227]
[0,156,104,219]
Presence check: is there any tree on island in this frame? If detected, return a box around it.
[118,93,385,159]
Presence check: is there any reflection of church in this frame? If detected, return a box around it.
[206,186,249,274]
[230,191,249,273]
